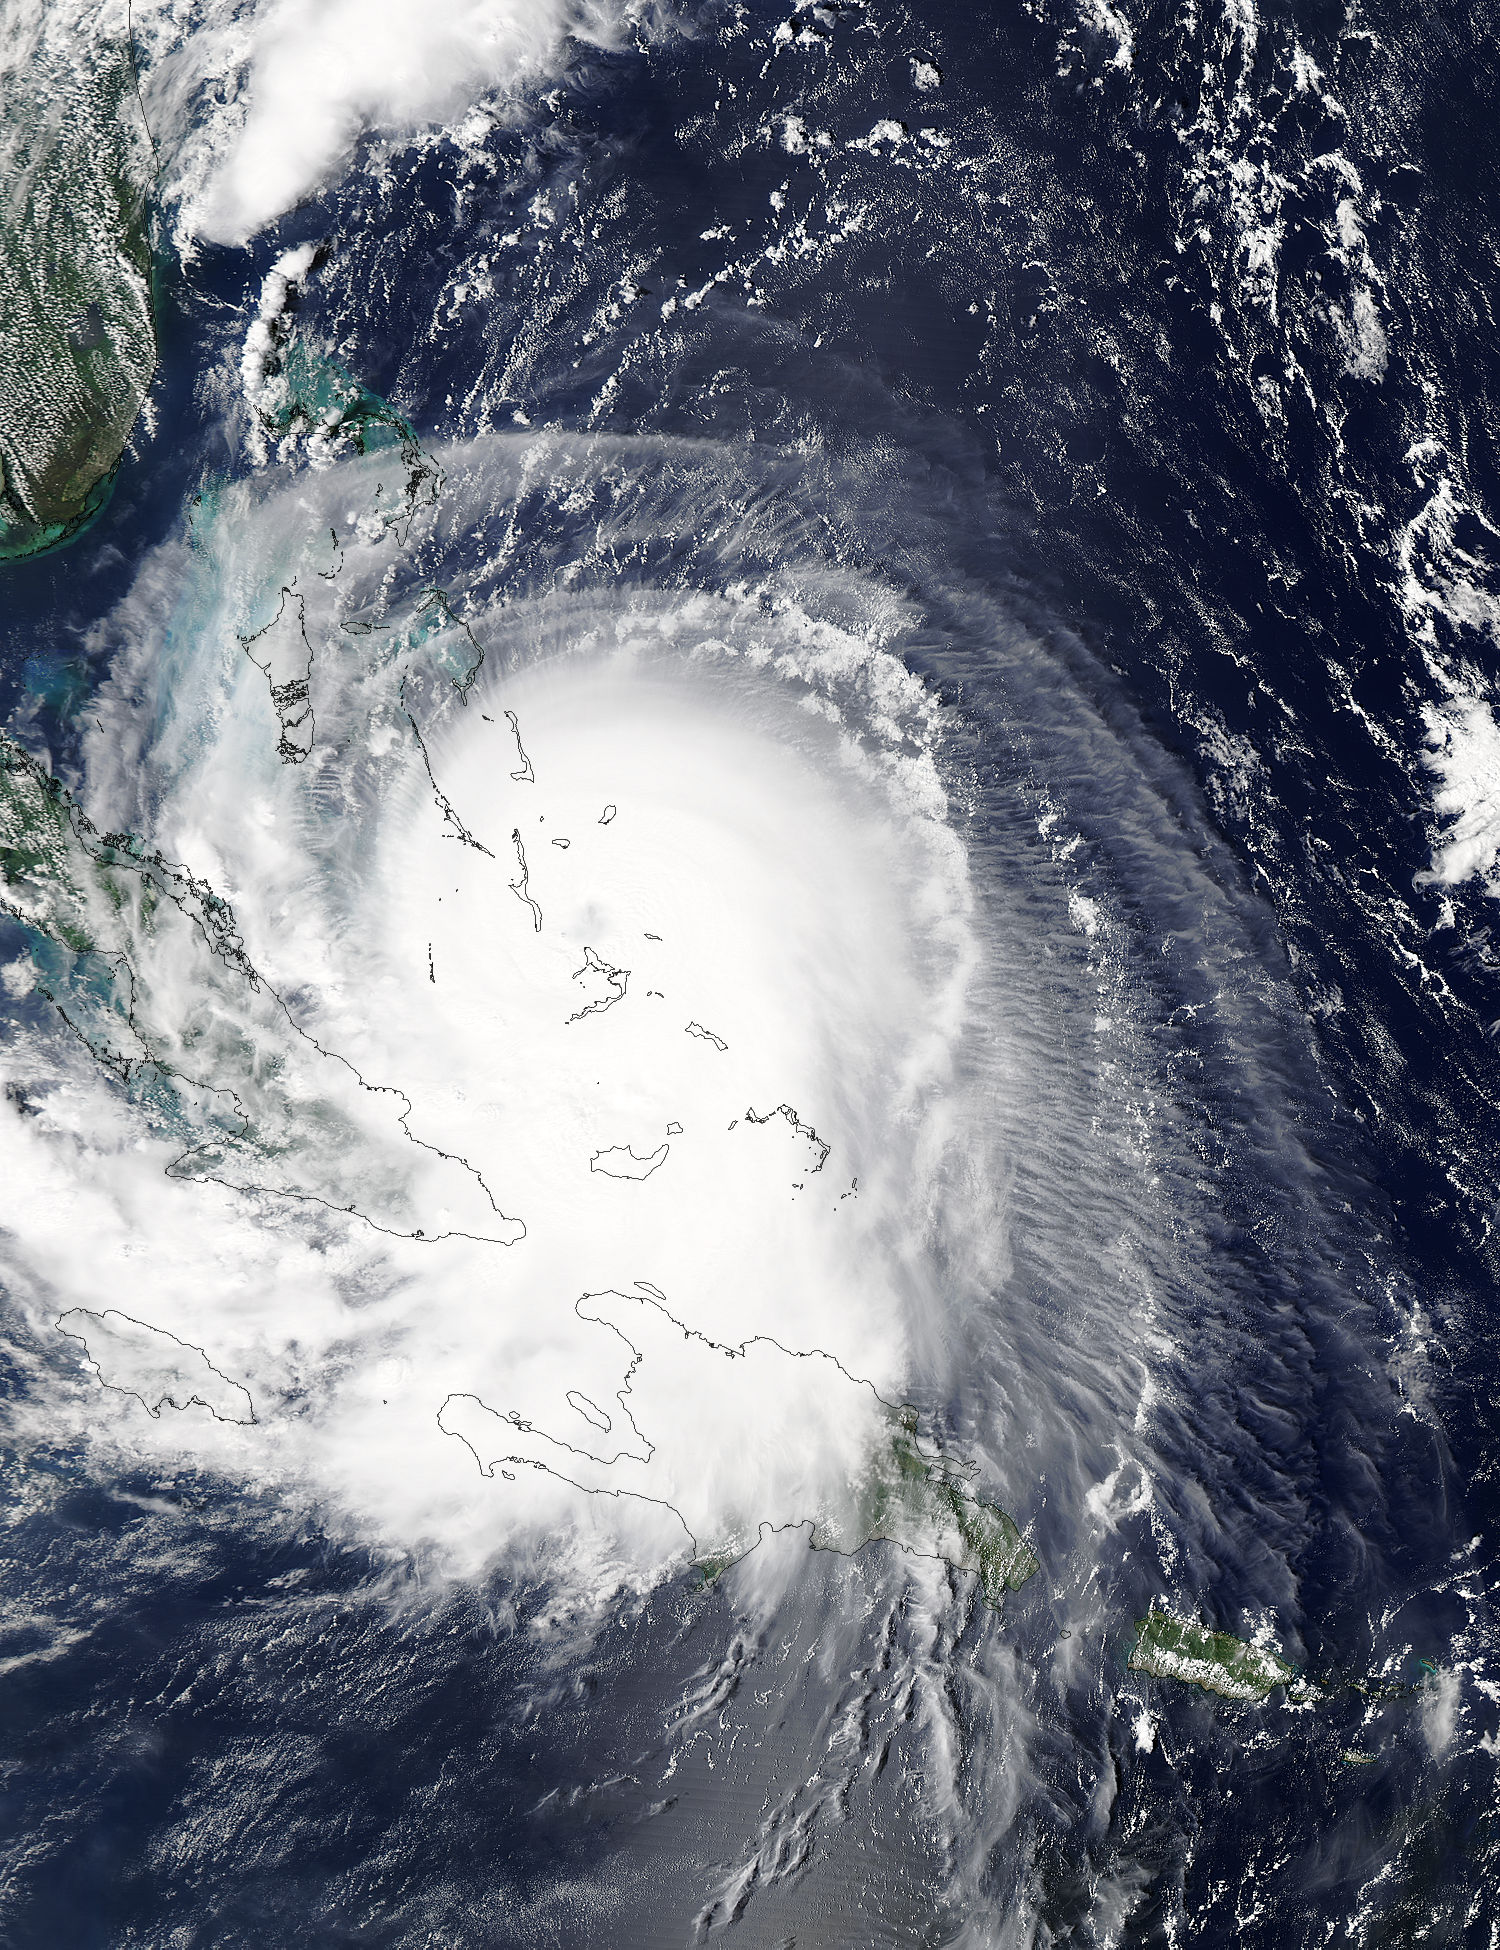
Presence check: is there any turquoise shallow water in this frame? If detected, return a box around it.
[2,1,1499,1942]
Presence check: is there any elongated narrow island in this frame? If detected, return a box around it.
[1129,1606,1295,1701]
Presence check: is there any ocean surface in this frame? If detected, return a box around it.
[2,0,1498,1943]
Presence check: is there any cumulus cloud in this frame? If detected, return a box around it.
[86,0,645,246]
[1418,692,1500,895]
[203,0,584,242]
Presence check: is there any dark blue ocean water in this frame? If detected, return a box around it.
[3,0,1498,1941]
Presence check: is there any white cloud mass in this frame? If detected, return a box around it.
[195,0,597,243]
[4,434,995,1599]
[36,0,644,248]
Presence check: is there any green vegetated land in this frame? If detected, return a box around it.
[0,20,156,560]
[1129,1605,1296,1701]
[816,1405,1040,1606]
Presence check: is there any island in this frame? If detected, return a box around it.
[1128,1606,1296,1701]
[590,1142,670,1180]
[438,1285,1038,1608]
[240,588,316,764]
[568,946,629,1021]
[242,260,439,542]
[57,1308,256,1424]
[504,711,534,783]
[508,830,542,930]
[743,1102,830,1176]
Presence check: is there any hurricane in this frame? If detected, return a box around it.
[3,0,1498,1943]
